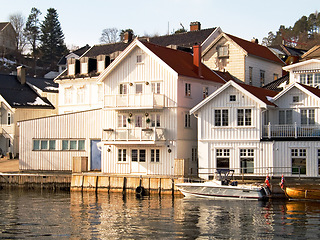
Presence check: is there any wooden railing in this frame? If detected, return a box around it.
[104,93,165,109]
[102,127,166,142]
[262,123,320,138]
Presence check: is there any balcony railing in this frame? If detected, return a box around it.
[102,127,166,142]
[104,93,165,109]
[262,123,320,139]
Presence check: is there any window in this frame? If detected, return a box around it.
[136,55,143,63]
[7,112,11,125]
[301,109,315,125]
[98,84,103,101]
[118,114,127,128]
[119,84,128,95]
[292,96,300,103]
[65,87,73,104]
[185,113,191,128]
[216,149,230,169]
[192,147,198,162]
[118,149,127,162]
[77,87,85,104]
[33,140,56,151]
[203,86,208,99]
[237,109,252,126]
[273,74,279,80]
[150,114,161,127]
[240,149,254,174]
[300,74,306,84]
[218,45,228,57]
[260,70,265,87]
[315,73,320,86]
[62,140,85,151]
[214,109,228,126]
[185,83,191,97]
[291,149,306,175]
[151,149,160,162]
[135,115,143,127]
[229,95,236,102]
[151,82,161,94]
[279,110,293,125]
[307,74,313,85]
[136,83,143,94]
[249,67,253,85]
[132,149,146,162]
[33,140,40,150]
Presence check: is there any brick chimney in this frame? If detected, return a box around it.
[251,38,259,44]
[123,30,133,43]
[17,66,26,84]
[190,21,201,31]
[193,45,202,77]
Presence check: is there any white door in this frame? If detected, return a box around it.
[131,149,147,174]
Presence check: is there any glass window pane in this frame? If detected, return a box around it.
[62,140,69,150]
[33,140,40,150]
[41,140,48,150]
[49,140,56,150]
[70,140,77,150]
[78,140,85,150]
[132,149,138,162]
[237,109,244,126]
[140,149,146,162]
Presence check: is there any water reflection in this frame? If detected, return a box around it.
[1,189,320,239]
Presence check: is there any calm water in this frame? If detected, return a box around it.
[1,189,320,239]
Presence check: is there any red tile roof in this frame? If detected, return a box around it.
[226,34,284,65]
[236,81,278,106]
[141,41,226,84]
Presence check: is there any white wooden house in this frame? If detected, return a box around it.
[97,39,227,176]
[191,80,320,179]
[19,39,230,174]
[202,32,284,87]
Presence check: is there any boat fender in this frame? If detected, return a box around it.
[136,186,145,196]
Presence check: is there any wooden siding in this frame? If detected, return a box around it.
[19,109,103,171]
[198,85,263,141]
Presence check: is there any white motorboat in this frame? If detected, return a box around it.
[176,169,270,200]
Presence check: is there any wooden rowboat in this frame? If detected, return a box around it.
[284,186,320,200]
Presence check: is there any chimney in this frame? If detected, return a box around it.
[190,21,201,31]
[123,30,133,43]
[193,45,202,77]
[17,66,26,84]
[251,38,259,44]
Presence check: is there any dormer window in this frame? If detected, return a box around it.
[218,45,228,57]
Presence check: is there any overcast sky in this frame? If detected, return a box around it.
[1,0,319,49]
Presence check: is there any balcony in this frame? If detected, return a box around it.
[102,127,166,144]
[262,123,320,139]
[104,93,165,109]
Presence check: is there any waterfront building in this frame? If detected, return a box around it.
[191,79,320,179]
[0,66,57,158]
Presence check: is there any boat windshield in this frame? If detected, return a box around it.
[215,169,235,185]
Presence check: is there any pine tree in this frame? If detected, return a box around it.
[39,8,68,70]
[24,7,41,75]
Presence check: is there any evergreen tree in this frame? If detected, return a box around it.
[39,8,68,70]
[24,7,41,75]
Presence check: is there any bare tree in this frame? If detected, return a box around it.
[100,28,119,43]
[9,13,26,53]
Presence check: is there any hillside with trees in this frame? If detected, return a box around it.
[262,11,320,49]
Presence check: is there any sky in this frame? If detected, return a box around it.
[1,0,319,50]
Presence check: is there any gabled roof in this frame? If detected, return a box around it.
[301,45,320,60]
[58,44,91,65]
[0,22,10,31]
[283,59,320,71]
[263,74,290,92]
[26,77,59,93]
[225,34,284,65]
[297,83,320,98]
[84,28,217,58]
[0,73,55,109]
[98,39,227,84]
[190,80,278,114]
[141,41,226,83]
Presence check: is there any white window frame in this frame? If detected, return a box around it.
[260,70,265,87]
[150,113,161,127]
[301,109,315,125]
[136,83,143,94]
[118,149,127,162]
[64,87,73,104]
[214,109,229,127]
[216,149,230,169]
[279,109,293,125]
[7,112,12,125]
[151,149,160,163]
[118,114,127,128]
[240,149,254,174]
[77,86,85,104]
[119,83,128,95]
[62,139,85,151]
[151,82,161,94]
[291,148,306,175]
[202,86,208,99]
[217,45,228,57]
[237,109,252,126]
[184,113,191,128]
[185,83,191,97]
